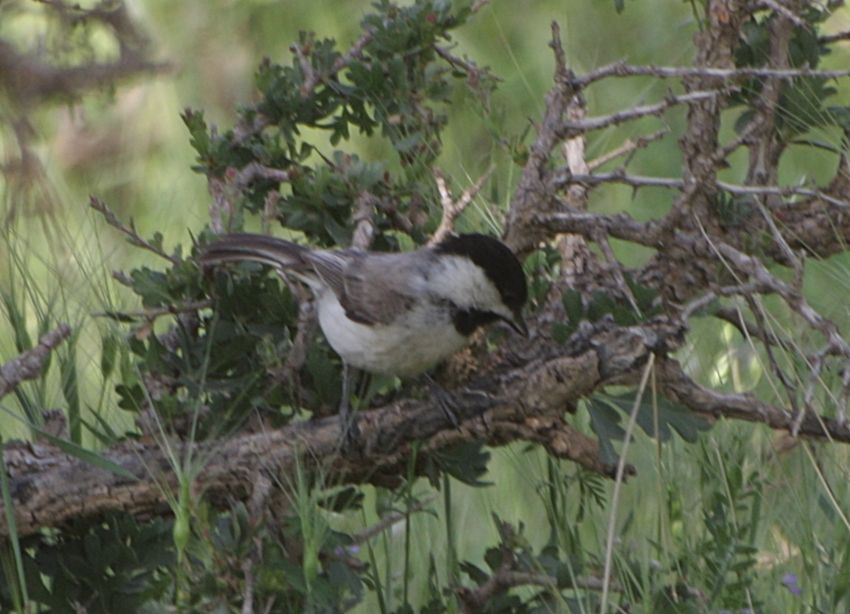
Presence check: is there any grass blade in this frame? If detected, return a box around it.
[59,331,82,444]
[36,429,136,480]
[0,436,29,609]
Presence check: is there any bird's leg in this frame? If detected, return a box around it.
[338,362,361,450]
[423,373,461,428]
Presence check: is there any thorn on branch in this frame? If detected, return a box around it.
[0,323,72,399]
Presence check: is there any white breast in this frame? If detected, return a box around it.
[316,290,467,376]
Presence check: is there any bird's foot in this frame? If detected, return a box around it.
[423,375,465,428]
[338,398,361,454]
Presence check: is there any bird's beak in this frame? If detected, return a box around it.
[508,313,528,337]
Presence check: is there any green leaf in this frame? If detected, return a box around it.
[459,561,489,586]
[428,441,492,487]
[181,108,210,159]
[596,391,711,443]
[130,268,171,308]
[585,398,624,466]
[59,332,82,444]
[100,332,118,379]
[552,322,574,344]
[562,289,584,323]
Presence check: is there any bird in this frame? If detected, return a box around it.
[200,231,528,441]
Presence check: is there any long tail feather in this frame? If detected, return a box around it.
[200,233,309,271]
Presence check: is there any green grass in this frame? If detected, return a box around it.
[3,1,850,611]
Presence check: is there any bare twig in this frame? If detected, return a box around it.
[229,162,294,189]
[744,294,800,415]
[352,495,436,544]
[553,170,683,191]
[712,305,785,349]
[94,300,212,323]
[587,128,668,171]
[90,196,181,265]
[711,114,767,165]
[457,519,620,613]
[797,345,829,436]
[504,21,578,255]
[596,233,641,314]
[430,167,493,245]
[575,62,850,88]
[551,171,850,208]
[0,38,168,105]
[0,324,72,399]
[819,30,850,45]
[434,46,484,80]
[755,0,807,28]
[539,211,662,247]
[559,90,729,137]
[711,240,850,363]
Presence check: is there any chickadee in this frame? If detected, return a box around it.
[201,232,528,433]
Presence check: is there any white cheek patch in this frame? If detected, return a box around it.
[430,256,509,317]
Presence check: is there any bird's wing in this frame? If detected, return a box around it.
[309,251,417,326]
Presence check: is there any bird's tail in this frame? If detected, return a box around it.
[200,233,310,272]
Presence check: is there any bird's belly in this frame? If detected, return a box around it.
[316,294,467,376]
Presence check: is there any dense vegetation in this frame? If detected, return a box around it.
[2,1,850,612]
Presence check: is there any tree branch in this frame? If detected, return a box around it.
[575,62,850,89]
[0,324,72,399]
[1,320,680,538]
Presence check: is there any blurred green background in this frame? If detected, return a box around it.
[3,1,850,611]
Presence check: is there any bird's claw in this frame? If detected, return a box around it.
[338,397,361,454]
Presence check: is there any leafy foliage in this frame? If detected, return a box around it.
[4,0,849,611]
[0,515,174,613]
[732,5,847,139]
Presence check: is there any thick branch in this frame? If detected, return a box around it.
[0,39,167,105]
[2,321,686,537]
[658,360,850,441]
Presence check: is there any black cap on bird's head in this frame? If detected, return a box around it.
[435,233,529,336]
